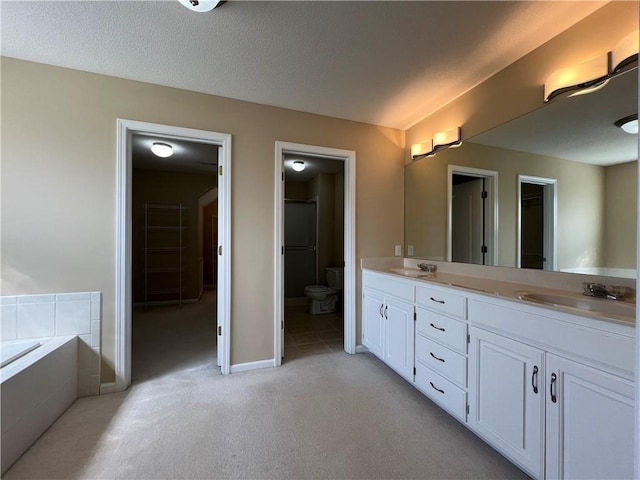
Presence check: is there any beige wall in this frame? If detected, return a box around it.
[604,161,638,268]
[1,57,405,381]
[405,142,606,269]
[132,169,216,303]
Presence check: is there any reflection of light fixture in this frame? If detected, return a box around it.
[615,114,638,134]
[411,127,462,161]
[292,161,305,172]
[151,142,174,158]
[544,53,610,103]
[611,30,639,74]
[178,0,225,12]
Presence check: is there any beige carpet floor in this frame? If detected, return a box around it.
[4,293,529,480]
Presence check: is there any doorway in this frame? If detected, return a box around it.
[447,165,498,265]
[274,142,356,366]
[115,120,232,391]
[517,175,557,270]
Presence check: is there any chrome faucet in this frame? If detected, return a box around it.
[582,282,626,301]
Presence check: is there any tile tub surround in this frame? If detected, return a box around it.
[0,292,101,396]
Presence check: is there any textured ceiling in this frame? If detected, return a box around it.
[0,1,606,130]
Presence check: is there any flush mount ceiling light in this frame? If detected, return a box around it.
[292,160,306,172]
[151,142,174,158]
[615,114,638,135]
[544,53,610,103]
[178,0,225,12]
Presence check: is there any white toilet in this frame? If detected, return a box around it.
[304,267,344,314]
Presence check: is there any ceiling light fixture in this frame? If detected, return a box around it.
[611,30,639,74]
[615,114,638,135]
[178,0,225,12]
[292,161,306,172]
[151,142,174,158]
[411,126,462,161]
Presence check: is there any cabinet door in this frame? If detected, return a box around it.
[384,297,414,381]
[468,327,544,479]
[362,288,385,360]
[545,354,634,480]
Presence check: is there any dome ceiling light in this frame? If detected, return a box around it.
[292,161,306,172]
[178,0,226,13]
[151,142,174,158]
[615,114,638,135]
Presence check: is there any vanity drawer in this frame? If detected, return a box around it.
[415,361,467,423]
[416,308,467,354]
[416,335,467,387]
[362,270,414,303]
[416,285,467,319]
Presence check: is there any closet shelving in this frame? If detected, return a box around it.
[144,203,188,306]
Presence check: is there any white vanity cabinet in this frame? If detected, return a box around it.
[414,284,469,422]
[468,297,635,480]
[468,326,545,478]
[362,271,414,381]
[545,353,635,480]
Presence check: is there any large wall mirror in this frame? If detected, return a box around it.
[405,66,638,279]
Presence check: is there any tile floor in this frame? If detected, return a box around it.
[283,304,343,361]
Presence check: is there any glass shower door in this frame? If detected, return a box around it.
[284,200,317,299]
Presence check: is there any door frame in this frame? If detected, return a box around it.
[274,141,356,364]
[115,119,232,391]
[517,175,557,271]
[447,165,498,264]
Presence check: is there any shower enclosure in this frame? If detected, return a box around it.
[284,199,317,299]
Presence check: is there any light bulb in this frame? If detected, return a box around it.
[151,142,173,158]
[292,161,305,172]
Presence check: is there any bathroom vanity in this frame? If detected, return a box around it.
[361,264,635,480]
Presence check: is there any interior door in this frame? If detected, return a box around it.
[452,178,484,264]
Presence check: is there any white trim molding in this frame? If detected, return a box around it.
[447,165,499,265]
[274,141,357,366]
[229,359,276,374]
[516,175,558,271]
[115,119,232,392]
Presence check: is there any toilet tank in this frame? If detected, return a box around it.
[325,267,344,290]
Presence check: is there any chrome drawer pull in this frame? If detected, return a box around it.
[429,323,445,332]
[430,352,445,363]
[429,382,445,394]
[430,297,445,304]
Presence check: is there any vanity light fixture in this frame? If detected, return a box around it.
[151,142,174,158]
[178,0,225,12]
[432,127,462,153]
[292,160,306,172]
[544,53,610,103]
[611,30,639,74]
[411,141,434,160]
[615,114,638,135]
[411,127,462,161]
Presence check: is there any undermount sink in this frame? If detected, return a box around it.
[519,293,635,320]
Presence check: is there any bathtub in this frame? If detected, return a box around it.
[1,336,78,474]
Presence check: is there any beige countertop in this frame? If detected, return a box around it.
[364,265,636,327]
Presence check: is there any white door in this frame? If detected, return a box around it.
[545,353,634,480]
[468,326,544,478]
[362,288,385,360]
[452,179,484,264]
[383,297,414,381]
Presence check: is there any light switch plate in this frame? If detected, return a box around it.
[394,245,402,256]
[407,245,414,256]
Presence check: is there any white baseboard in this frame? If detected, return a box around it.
[229,359,275,373]
[99,382,117,395]
[355,345,369,354]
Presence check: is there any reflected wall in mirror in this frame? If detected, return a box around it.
[405,67,638,278]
